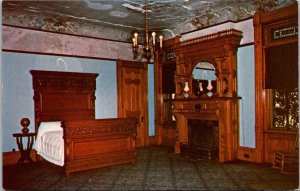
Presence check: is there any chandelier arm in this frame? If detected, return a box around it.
[132,0,163,60]
[145,0,150,50]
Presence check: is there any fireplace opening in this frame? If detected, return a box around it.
[180,119,219,160]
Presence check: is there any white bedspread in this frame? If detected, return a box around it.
[33,122,64,166]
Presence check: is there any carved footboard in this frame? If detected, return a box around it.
[62,118,137,175]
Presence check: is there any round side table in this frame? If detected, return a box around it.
[12,133,36,164]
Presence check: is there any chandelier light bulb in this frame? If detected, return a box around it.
[152,32,156,45]
[159,35,163,48]
[134,33,138,45]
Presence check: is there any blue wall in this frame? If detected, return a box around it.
[237,45,256,148]
[1,48,257,151]
[148,64,155,136]
[1,52,117,152]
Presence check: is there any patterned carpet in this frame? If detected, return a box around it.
[2,146,299,190]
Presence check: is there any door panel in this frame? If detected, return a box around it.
[117,60,149,147]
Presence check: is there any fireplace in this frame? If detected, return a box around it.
[180,120,219,160]
[170,29,242,162]
[172,98,239,162]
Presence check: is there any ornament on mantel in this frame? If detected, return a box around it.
[183,81,190,98]
[207,80,213,97]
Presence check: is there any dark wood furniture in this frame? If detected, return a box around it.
[12,132,36,164]
[30,70,137,175]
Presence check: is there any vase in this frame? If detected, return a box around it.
[207,80,213,91]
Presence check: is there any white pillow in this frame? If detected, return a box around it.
[36,121,62,140]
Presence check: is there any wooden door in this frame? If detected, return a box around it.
[117,60,149,147]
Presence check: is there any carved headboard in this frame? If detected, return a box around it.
[30,70,99,133]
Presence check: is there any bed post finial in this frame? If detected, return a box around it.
[20,118,30,134]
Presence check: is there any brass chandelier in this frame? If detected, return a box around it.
[132,0,163,60]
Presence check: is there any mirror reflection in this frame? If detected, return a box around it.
[192,62,217,97]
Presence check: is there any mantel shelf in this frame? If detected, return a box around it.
[171,97,242,102]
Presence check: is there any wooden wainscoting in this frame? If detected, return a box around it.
[161,127,176,147]
[264,130,298,163]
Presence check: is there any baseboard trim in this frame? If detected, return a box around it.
[3,150,37,166]
[237,147,259,163]
[3,151,20,166]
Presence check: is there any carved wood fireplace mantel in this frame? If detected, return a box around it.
[172,29,243,162]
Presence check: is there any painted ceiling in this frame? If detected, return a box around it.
[2,0,296,42]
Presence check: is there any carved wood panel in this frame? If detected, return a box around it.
[30,70,98,133]
[171,29,242,162]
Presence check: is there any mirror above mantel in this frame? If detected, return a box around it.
[173,29,243,100]
[192,62,217,98]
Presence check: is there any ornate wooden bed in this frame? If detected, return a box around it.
[30,70,137,175]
